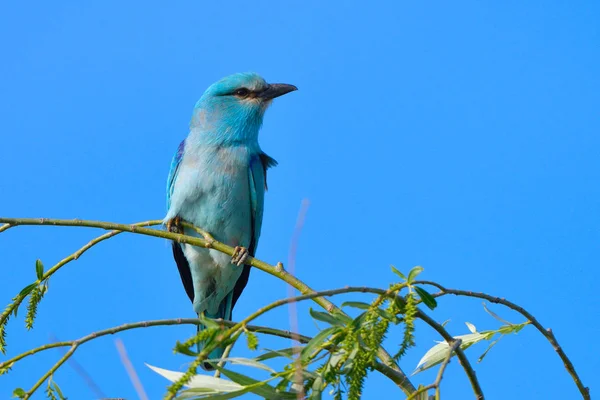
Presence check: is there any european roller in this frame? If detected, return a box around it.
[165,73,296,369]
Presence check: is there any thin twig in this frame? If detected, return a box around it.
[414,280,590,400]
[50,333,106,398]
[213,343,234,379]
[434,338,462,399]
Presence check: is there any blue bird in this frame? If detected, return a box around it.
[165,73,296,369]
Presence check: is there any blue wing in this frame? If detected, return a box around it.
[166,139,186,210]
[166,139,195,303]
[231,152,278,308]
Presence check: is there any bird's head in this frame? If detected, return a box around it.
[190,72,297,145]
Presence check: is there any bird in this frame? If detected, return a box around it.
[164,72,296,369]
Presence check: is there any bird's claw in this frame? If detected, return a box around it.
[231,246,249,266]
[167,216,183,234]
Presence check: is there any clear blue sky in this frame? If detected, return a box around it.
[1,1,598,399]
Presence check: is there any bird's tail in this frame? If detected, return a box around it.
[198,292,234,371]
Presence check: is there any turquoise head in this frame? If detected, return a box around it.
[190,72,297,145]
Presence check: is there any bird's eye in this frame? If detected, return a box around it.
[234,88,250,97]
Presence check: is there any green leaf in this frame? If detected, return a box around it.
[349,311,368,331]
[146,363,242,391]
[391,265,406,280]
[310,376,325,399]
[465,322,477,334]
[309,308,345,326]
[478,337,501,363]
[51,382,66,400]
[217,367,296,399]
[413,332,488,374]
[198,313,220,329]
[177,387,219,399]
[300,326,340,363]
[18,283,37,298]
[255,347,295,362]
[407,266,424,283]
[331,311,352,324]
[341,301,371,310]
[205,357,275,373]
[483,303,514,326]
[12,388,25,398]
[35,260,44,280]
[413,286,437,310]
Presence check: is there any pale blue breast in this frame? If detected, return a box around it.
[167,143,254,314]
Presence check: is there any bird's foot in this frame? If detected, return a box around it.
[231,246,249,266]
[167,216,183,234]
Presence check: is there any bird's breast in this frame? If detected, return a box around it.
[174,145,254,249]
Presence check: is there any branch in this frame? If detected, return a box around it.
[0,217,414,395]
[414,280,590,400]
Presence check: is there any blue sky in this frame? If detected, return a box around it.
[1,1,598,398]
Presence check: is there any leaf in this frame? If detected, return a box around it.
[145,363,242,391]
[391,265,406,280]
[12,388,25,398]
[465,322,477,334]
[35,260,44,280]
[414,286,437,310]
[217,367,296,400]
[407,266,424,283]
[309,308,345,326]
[341,301,371,310]
[300,326,340,363]
[198,313,220,330]
[255,347,296,362]
[177,387,219,399]
[413,332,488,374]
[483,303,514,326]
[204,357,275,373]
[478,337,501,363]
[51,382,66,400]
[310,376,324,399]
[18,284,37,298]
[349,312,368,331]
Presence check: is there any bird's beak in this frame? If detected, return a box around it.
[258,83,298,100]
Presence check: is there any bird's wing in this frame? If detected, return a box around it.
[167,140,195,302]
[231,152,278,308]
[166,140,186,210]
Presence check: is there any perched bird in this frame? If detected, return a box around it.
[165,73,296,369]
